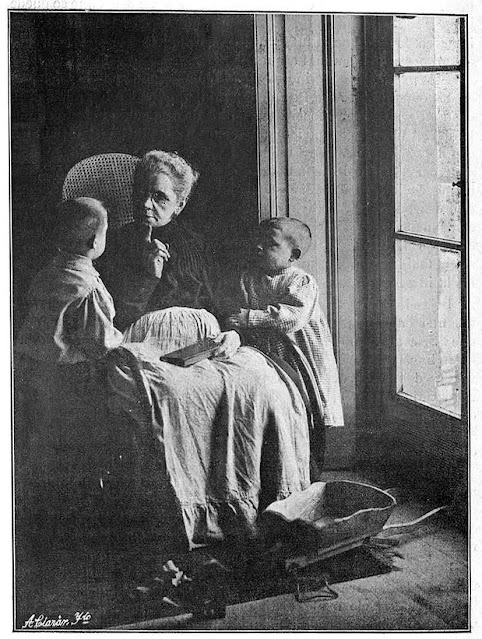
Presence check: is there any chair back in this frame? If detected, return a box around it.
[62,153,140,229]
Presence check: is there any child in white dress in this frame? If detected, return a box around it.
[16,197,123,365]
[224,217,344,429]
[15,197,124,483]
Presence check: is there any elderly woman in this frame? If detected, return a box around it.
[95,152,311,546]
[100,149,240,357]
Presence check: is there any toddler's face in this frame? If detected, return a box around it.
[255,227,295,274]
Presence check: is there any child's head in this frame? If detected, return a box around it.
[255,217,312,274]
[56,197,108,259]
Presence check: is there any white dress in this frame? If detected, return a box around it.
[15,251,124,483]
[226,265,344,428]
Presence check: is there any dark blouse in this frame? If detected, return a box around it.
[98,218,218,331]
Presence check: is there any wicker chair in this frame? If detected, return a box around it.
[62,153,140,229]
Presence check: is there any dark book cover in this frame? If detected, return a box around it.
[161,338,218,367]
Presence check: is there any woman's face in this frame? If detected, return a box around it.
[134,172,185,228]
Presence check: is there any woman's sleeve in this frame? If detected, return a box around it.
[105,270,160,331]
[64,290,124,360]
[98,225,159,330]
[246,275,318,334]
[215,266,245,323]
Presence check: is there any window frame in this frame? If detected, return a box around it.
[363,15,468,463]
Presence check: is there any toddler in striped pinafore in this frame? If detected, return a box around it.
[225,217,344,429]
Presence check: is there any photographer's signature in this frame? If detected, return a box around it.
[22,611,91,629]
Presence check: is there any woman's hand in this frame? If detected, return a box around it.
[212,330,241,359]
[140,224,170,279]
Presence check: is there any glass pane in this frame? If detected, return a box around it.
[395,72,461,242]
[396,241,461,417]
[394,15,461,66]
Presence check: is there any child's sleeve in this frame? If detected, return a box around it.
[64,290,124,360]
[246,273,318,334]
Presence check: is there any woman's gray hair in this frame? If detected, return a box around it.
[134,150,200,204]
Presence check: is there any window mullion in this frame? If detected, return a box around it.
[395,231,461,251]
[394,65,461,74]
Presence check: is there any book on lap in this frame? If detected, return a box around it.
[161,338,218,367]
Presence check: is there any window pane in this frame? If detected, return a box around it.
[396,241,461,417]
[394,16,461,66]
[395,71,461,241]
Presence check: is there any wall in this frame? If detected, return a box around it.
[11,12,258,332]
[256,14,365,468]
[331,15,365,467]
[255,14,327,309]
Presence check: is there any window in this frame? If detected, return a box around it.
[364,15,467,465]
[393,16,464,418]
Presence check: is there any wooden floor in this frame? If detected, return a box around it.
[14,469,469,632]
[190,470,469,631]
